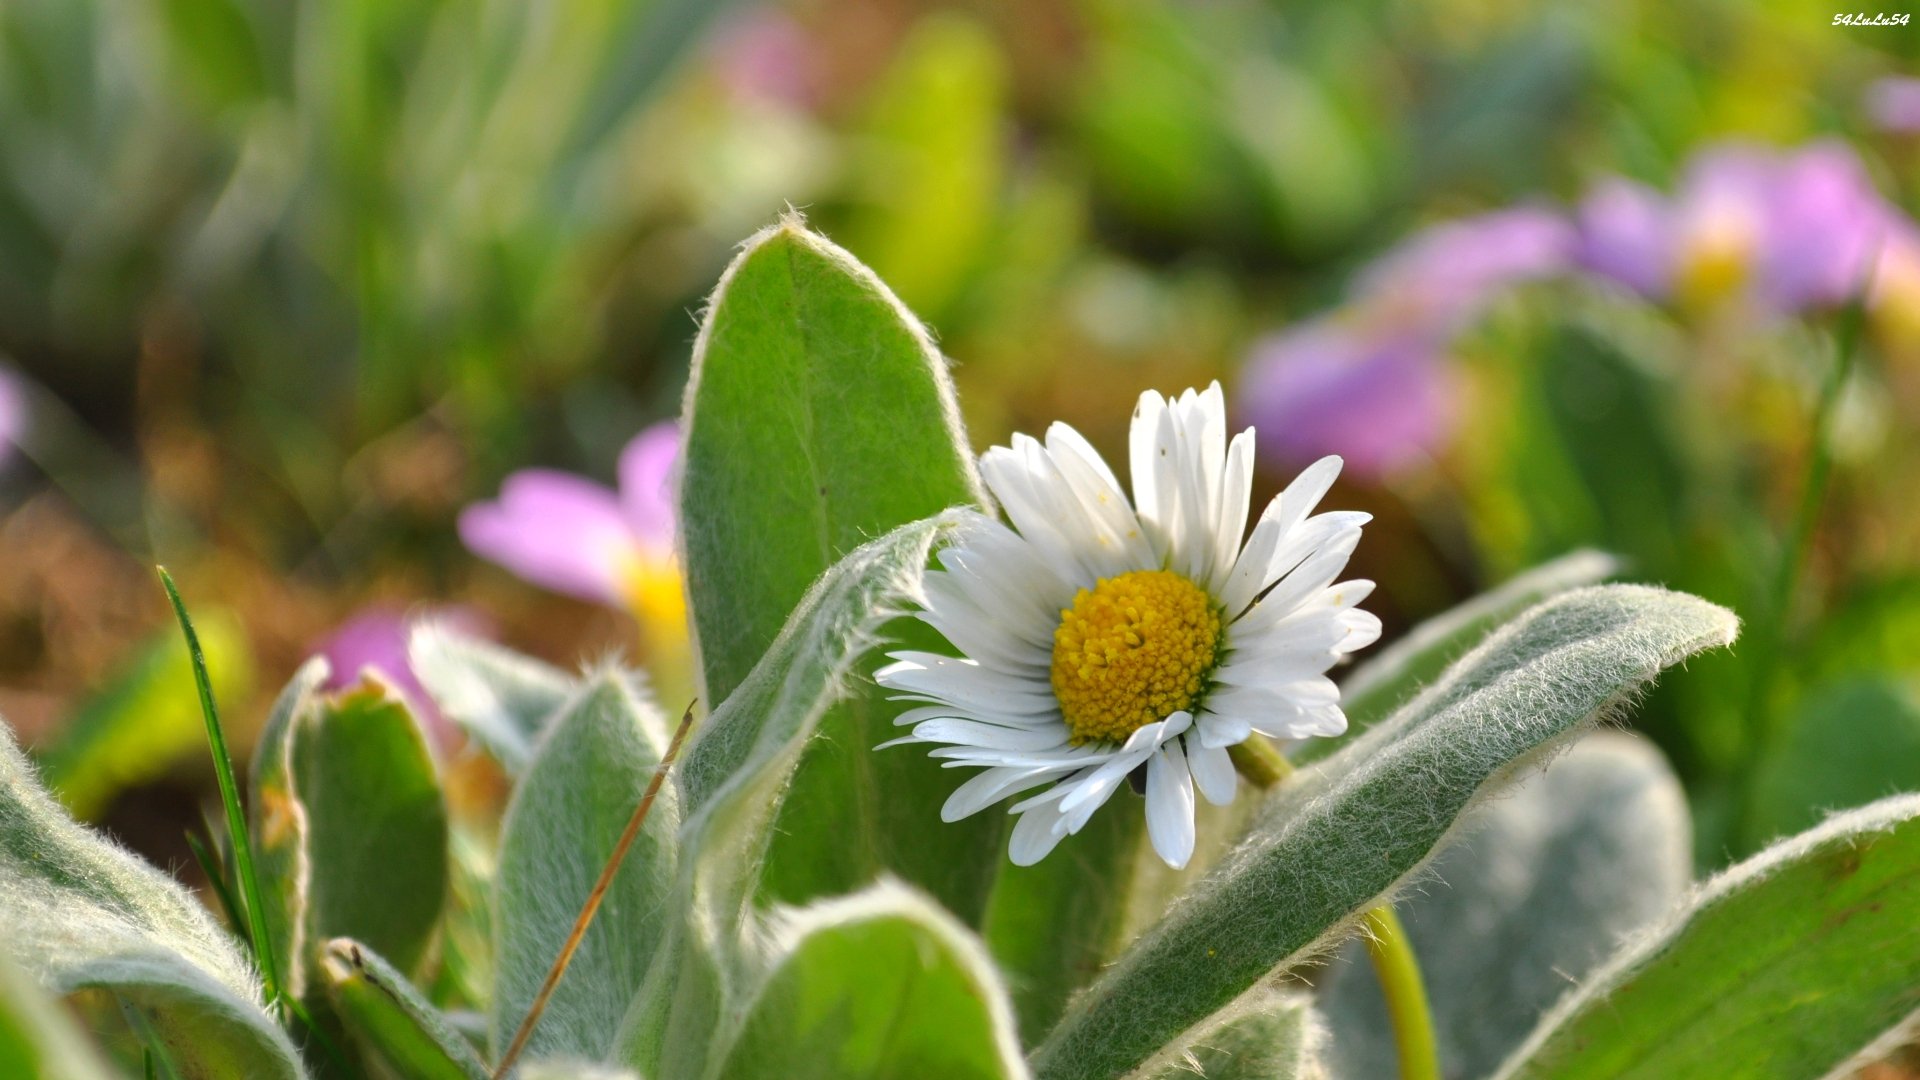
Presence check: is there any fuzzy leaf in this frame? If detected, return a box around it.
[1319,733,1691,1080]
[1495,793,1920,1079]
[0,954,117,1079]
[1311,549,1620,759]
[519,1064,643,1080]
[679,218,1003,919]
[318,938,485,1080]
[492,672,678,1063]
[251,664,449,994]
[614,516,953,1078]
[1128,988,1323,1080]
[1029,585,1738,1080]
[408,621,576,773]
[0,723,304,1079]
[713,885,1027,1080]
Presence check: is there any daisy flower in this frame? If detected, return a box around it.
[876,384,1379,869]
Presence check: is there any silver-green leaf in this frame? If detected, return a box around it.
[1127,987,1324,1080]
[0,722,304,1079]
[678,217,1001,919]
[1319,733,1691,1080]
[712,884,1028,1080]
[408,621,576,774]
[1495,792,1920,1080]
[492,670,679,1063]
[1029,585,1737,1080]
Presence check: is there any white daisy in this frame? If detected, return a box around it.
[876,383,1380,869]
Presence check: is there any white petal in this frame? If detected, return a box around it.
[942,766,1059,821]
[1145,743,1197,870]
[909,719,1070,751]
[1186,738,1238,806]
[1194,710,1253,749]
[1008,797,1074,865]
[1208,429,1255,595]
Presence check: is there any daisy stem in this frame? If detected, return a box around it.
[1231,735,1439,1080]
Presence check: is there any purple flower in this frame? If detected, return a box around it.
[1357,207,1575,336]
[0,367,27,470]
[1577,141,1895,315]
[1575,179,1673,297]
[315,606,489,749]
[459,422,684,631]
[1867,77,1920,133]
[707,9,816,108]
[1237,322,1460,480]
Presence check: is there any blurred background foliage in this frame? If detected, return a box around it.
[0,0,1916,888]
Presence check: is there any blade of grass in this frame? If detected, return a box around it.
[157,567,284,1009]
[491,701,697,1080]
[184,829,250,950]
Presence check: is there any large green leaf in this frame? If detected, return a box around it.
[0,723,303,1079]
[678,218,999,918]
[1314,549,1619,756]
[0,954,117,1079]
[1129,988,1323,1080]
[1029,585,1737,1080]
[1495,793,1920,1079]
[491,671,678,1063]
[408,622,576,775]
[713,885,1027,1080]
[317,938,485,1080]
[1319,733,1691,1080]
[614,516,954,1078]
[982,807,1142,1046]
[251,664,448,993]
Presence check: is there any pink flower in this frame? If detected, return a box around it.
[459,422,684,632]
[314,606,490,750]
[1866,77,1920,134]
[1356,207,1574,336]
[1576,141,1896,315]
[1238,322,1460,480]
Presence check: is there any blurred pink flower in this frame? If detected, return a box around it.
[1866,77,1920,133]
[1576,141,1895,314]
[315,606,489,749]
[459,422,684,631]
[0,367,26,470]
[1356,207,1574,335]
[1238,322,1460,480]
[707,9,816,108]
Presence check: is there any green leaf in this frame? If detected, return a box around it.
[408,622,576,775]
[0,954,117,1079]
[0,723,304,1079]
[1128,988,1323,1080]
[491,671,678,1063]
[1029,585,1738,1080]
[982,807,1141,1046]
[1313,549,1619,758]
[36,612,255,820]
[1745,676,1920,847]
[1319,733,1692,1080]
[712,884,1027,1080]
[519,1064,641,1080]
[317,938,485,1080]
[613,516,953,1078]
[678,218,998,917]
[251,664,449,993]
[1496,793,1920,1080]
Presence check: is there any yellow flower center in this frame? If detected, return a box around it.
[1050,569,1223,745]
